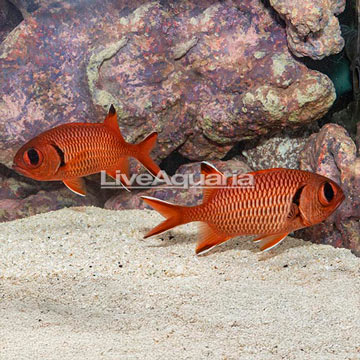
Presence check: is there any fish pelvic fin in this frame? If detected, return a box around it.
[136,132,162,178]
[253,232,289,252]
[196,222,231,255]
[63,177,86,196]
[200,162,225,203]
[104,104,126,143]
[142,196,188,238]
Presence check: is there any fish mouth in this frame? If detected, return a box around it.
[12,163,32,178]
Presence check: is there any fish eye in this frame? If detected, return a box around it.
[23,148,42,167]
[319,181,335,206]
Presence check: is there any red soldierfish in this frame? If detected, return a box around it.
[142,163,345,254]
[13,105,161,195]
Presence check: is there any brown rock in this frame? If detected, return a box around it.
[298,124,360,255]
[0,0,23,44]
[0,187,101,222]
[270,0,345,60]
[242,135,308,170]
[1,0,336,169]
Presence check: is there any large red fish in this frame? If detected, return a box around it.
[142,163,345,254]
[13,105,161,195]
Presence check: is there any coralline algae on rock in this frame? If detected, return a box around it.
[0,0,336,168]
[299,124,360,255]
[270,0,345,60]
[242,135,308,170]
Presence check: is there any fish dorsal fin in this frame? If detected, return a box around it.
[201,162,225,203]
[104,104,125,142]
[196,222,230,255]
[63,177,86,196]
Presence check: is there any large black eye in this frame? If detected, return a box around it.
[319,181,335,206]
[27,148,39,165]
[323,182,334,202]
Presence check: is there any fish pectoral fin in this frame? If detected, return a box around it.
[106,157,131,191]
[63,177,86,196]
[196,222,230,255]
[298,206,312,227]
[253,232,289,252]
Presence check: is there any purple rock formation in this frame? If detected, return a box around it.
[0,0,23,43]
[105,159,251,210]
[270,0,345,60]
[299,124,360,255]
[242,135,308,170]
[0,187,101,222]
[0,0,336,169]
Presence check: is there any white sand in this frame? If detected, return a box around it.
[0,207,359,360]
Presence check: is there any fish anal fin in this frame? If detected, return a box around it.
[254,233,289,252]
[196,222,230,255]
[201,162,225,203]
[104,104,125,142]
[63,177,86,196]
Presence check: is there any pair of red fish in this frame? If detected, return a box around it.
[13,106,345,253]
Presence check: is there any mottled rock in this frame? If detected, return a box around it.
[0,0,9,26]
[1,0,336,168]
[0,186,102,222]
[105,159,252,210]
[298,124,360,255]
[0,0,23,44]
[242,135,308,170]
[9,0,45,17]
[270,0,345,60]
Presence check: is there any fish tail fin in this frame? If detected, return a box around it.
[136,132,162,178]
[142,196,188,238]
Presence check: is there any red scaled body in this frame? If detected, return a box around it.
[13,105,161,195]
[142,163,345,253]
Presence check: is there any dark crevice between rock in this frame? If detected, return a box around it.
[294,0,356,134]
[159,150,191,176]
[258,0,286,29]
[221,141,247,161]
[0,0,23,44]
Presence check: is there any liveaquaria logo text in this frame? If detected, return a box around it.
[100,170,255,190]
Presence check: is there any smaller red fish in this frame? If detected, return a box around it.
[13,105,161,195]
[142,163,345,254]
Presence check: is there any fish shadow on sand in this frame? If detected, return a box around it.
[140,224,308,258]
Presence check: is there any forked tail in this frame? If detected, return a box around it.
[136,132,162,178]
[142,196,189,238]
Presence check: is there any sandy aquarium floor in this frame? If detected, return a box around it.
[0,207,359,360]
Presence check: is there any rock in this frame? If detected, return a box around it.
[105,159,252,210]
[0,0,23,44]
[330,102,357,141]
[1,0,336,169]
[242,135,308,170]
[298,124,360,255]
[8,0,44,17]
[0,0,9,26]
[270,0,345,60]
[0,187,101,222]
